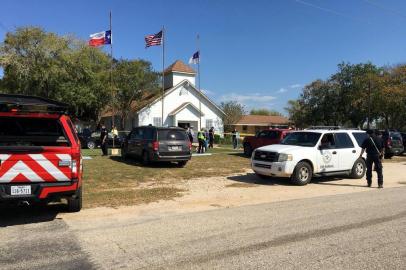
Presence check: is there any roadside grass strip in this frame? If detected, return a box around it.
[82,151,250,208]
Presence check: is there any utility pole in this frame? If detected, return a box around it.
[161,26,165,127]
[197,34,201,131]
[110,10,115,148]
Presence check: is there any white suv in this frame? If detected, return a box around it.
[251,129,368,185]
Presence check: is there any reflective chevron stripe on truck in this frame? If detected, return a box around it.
[0,153,72,183]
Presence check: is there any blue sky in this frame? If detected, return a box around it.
[1,0,406,115]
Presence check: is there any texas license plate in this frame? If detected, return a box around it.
[10,186,31,196]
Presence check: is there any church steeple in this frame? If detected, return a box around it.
[163,60,196,89]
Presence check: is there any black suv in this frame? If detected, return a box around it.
[382,130,404,158]
[121,126,192,166]
[78,128,126,149]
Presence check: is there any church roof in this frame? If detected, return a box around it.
[164,60,196,75]
[168,102,205,116]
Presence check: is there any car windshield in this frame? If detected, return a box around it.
[281,132,321,147]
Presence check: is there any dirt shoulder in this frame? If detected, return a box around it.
[63,161,406,226]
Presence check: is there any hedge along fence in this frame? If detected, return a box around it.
[214,134,244,146]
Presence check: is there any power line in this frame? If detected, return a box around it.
[362,0,406,20]
[295,0,373,25]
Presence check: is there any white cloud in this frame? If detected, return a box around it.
[289,84,302,89]
[277,88,287,93]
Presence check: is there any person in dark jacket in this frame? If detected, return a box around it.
[209,127,215,148]
[100,124,108,156]
[232,129,238,149]
[360,130,384,188]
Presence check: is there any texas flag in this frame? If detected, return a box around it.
[88,30,112,47]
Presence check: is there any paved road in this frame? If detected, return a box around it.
[1,187,406,269]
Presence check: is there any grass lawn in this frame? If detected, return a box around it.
[81,148,250,208]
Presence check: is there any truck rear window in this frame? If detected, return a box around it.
[158,130,187,141]
[0,117,70,147]
[352,132,368,147]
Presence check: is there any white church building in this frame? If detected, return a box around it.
[104,60,225,133]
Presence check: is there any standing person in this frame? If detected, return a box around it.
[359,130,384,188]
[204,129,209,152]
[209,127,215,148]
[197,129,205,154]
[100,124,108,156]
[111,125,118,137]
[232,128,238,149]
[186,127,194,144]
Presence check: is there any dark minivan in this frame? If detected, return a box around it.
[121,126,192,166]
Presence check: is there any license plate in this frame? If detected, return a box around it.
[169,146,181,151]
[10,186,31,196]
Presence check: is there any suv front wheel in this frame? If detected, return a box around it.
[291,161,313,186]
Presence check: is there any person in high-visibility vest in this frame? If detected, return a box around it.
[197,129,206,153]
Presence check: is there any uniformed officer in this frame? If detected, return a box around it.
[100,124,108,156]
[359,130,384,188]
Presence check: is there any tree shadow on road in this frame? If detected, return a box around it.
[0,203,65,227]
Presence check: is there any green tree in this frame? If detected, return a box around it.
[376,65,406,129]
[113,59,159,129]
[331,62,381,127]
[220,101,246,132]
[250,108,283,116]
[286,62,383,128]
[0,27,111,120]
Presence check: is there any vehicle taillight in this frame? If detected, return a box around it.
[70,152,81,179]
[152,141,159,151]
[188,141,192,151]
[387,138,392,147]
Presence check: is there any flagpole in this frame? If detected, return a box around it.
[162,26,165,127]
[110,10,115,148]
[197,34,201,130]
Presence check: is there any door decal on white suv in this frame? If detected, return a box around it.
[322,151,332,163]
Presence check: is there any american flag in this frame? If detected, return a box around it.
[145,30,162,48]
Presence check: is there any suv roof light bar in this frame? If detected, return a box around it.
[306,126,361,131]
[0,94,69,114]
[306,126,342,130]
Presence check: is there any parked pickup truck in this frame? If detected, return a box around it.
[0,94,83,212]
[243,129,292,156]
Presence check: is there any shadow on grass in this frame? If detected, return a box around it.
[109,156,184,168]
[226,152,249,158]
[228,173,368,188]
[0,203,66,227]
